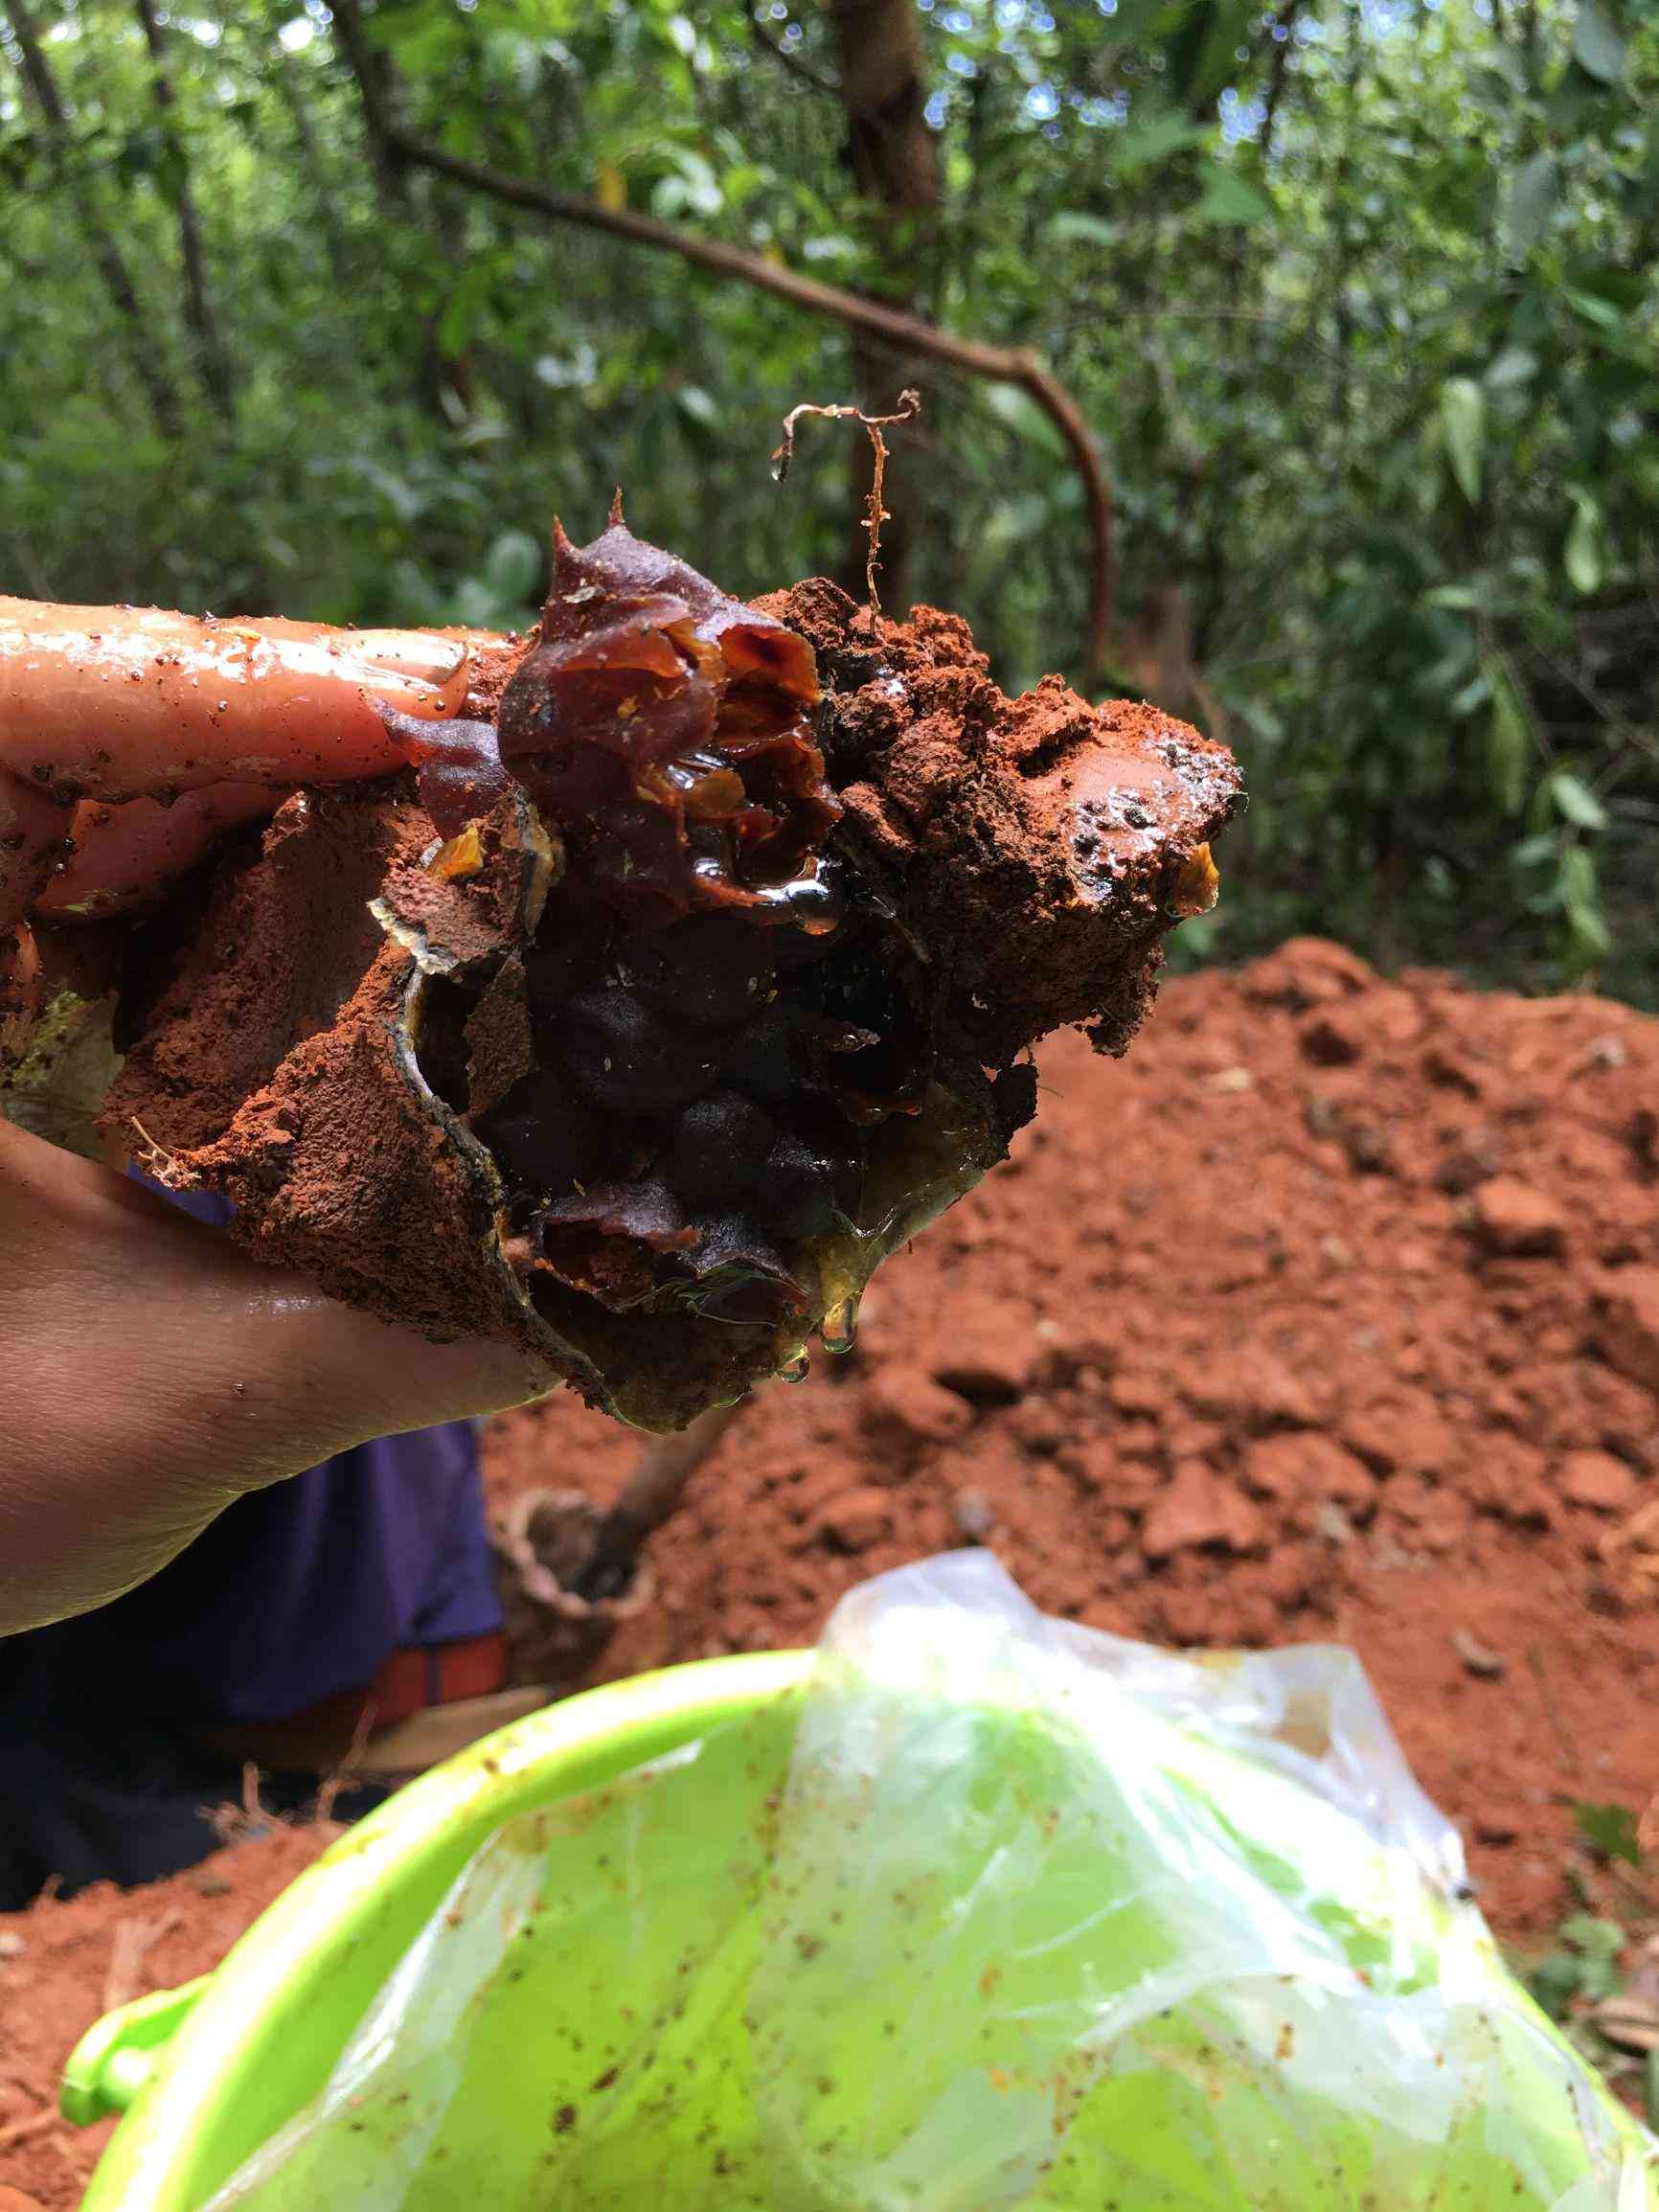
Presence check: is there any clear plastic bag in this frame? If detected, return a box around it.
[207,1553,1658,2210]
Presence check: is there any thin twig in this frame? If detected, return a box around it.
[749,9,837,94]
[1526,1641,1581,1777]
[313,1699,378,1824]
[127,1115,184,1188]
[102,1908,184,2015]
[773,388,920,619]
[569,1400,744,1603]
[0,2103,60,2152]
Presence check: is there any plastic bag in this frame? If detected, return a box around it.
[206,1553,1658,2210]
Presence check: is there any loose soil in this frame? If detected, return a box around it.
[8,937,1659,2208]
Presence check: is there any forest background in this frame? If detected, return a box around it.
[2,0,1654,996]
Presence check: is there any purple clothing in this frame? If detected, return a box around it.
[16,1425,502,1726]
[0,1173,505,1902]
[54,1174,505,1723]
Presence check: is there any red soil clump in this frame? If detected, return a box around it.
[8,938,1659,2206]
[0,1827,335,2210]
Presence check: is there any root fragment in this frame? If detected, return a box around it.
[772,387,921,621]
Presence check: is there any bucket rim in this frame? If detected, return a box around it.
[79,1646,814,2211]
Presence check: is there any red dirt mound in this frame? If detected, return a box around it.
[7,939,1658,2206]
[0,1826,334,2210]
[483,935,1659,1939]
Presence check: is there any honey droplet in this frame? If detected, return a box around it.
[821,1294,860,1355]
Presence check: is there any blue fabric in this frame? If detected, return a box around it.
[15,1425,502,1727]
[0,1172,504,1901]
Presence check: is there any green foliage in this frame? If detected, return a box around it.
[0,0,1654,995]
[1531,1912,1626,2019]
[1574,1799,1645,1867]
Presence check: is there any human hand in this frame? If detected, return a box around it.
[0,596,553,1635]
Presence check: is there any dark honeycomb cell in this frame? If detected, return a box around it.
[790,937,932,1120]
[522,924,610,1007]
[677,1212,807,1327]
[722,1000,799,1107]
[757,1128,863,1240]
[494,516,835,926]
[408,521,959,1355]
[667,1088,777,1211]
[555,984,728,1117]
[621,912,775,1031]
[536,1177,698,1311]
[473,1068,622,1200]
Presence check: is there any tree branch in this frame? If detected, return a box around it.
[377,124,1117,674]
[133,0,235,419]
[749,11,837,96]
[327,0,409,215]
[8,0,183,438]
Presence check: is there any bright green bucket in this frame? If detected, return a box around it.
[69,1651,810,2211]
[65,1640,1653,2210]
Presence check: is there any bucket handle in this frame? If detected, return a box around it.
[61,1975,211,2126]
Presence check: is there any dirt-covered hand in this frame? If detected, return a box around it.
[0,1113,553,1634]
[0,596,498,931]
[0,600,554,1635]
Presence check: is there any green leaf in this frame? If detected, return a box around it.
[651,148,722,220]
[1195,167,1275,227]
[1111,111,1209,176]
[1487,665,1532,815]
[1188,0,1258,104]
[1440,378,1485,503]
[983,383,1066,460]
[1486,347,1538,391]
[1564,287,1625,331]
[1047,211,1117,248]
[1575,1800,1643,1867]
[1572,1,1628,84]
[1532,1950,1583,2020]
[437,263,493,355]
[1562,850,1613,962]
[1565,490,1604,594]
[1511,832,1559,869]
[674,383,718,429]
[1504,151,1557,258]
[1549,768,1607,831]
[1561,1913,1626,1963]
[799,232,859,263]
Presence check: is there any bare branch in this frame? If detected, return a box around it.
[7,0,183,437]
[133,0,236,419]
[749,10,837,95]
[377,125,1117,675]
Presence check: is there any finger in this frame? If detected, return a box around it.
[36,784,282,921]
[0,599,473,803]
[1,764,74,1038]
[1,761,75,923]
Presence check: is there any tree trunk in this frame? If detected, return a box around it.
[8,0,183,438]
[132,0,235,419]
[821,0,941,611]
[271,35,353,291]
[328,0,410,216]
